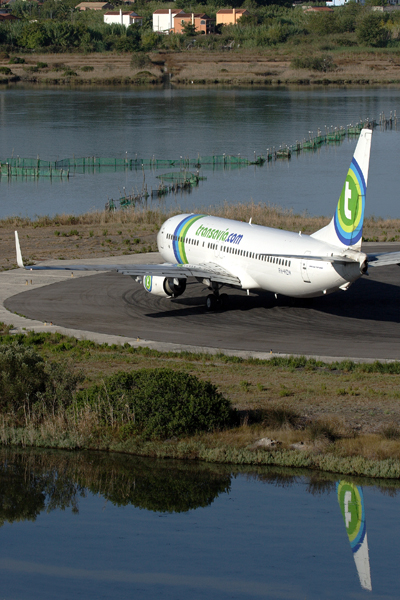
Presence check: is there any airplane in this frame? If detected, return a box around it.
[15,128,400,311]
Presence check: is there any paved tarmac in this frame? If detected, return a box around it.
[2,244,400,362]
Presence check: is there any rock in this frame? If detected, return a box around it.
[290,441,312,451]
[251,437,281,449]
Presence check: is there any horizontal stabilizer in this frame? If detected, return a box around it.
[14,233,240,286]
[367,251,400,267]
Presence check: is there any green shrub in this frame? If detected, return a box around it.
[0,343,81,420]
[8,56,25,64]
[36,62,48,69]
[308,419,339,442]
[130,52,151,70]
[63,69,78,77]
[356,13,389,47]
[382,425,400,440]
[75,368,233,439]
[291,55,336,72]
[0,67,12,75]
[80,65,94,72]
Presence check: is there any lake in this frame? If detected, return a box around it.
[0,449,398,600]
[0,85,399,219]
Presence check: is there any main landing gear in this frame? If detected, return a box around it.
[205,293,229,311]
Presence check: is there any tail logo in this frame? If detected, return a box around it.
[334,158,366,246]
[144,275,152,292]
[337,481,366,553]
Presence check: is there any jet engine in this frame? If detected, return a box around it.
[143,275,186,298]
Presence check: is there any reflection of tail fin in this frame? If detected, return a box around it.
[311,129,372,250]
[337,481,372,591]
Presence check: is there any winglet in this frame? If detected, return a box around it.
[15,231,24,268]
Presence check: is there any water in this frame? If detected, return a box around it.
[0,449,399,599]
[0,85,399,219]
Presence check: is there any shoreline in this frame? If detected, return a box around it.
[2,50,400,87]
[1,328,400,479]
[4,422,400,481]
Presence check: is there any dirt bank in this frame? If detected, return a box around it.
[1,49,400,86]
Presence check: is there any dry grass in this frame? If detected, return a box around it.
[1,49,400,85]
[0,53,163,84]
[2,332,400,472]
[335,434,400,461]
[22,336,400,435]
[1,202,398,271]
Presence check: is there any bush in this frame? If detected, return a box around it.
[356,13,389,47]
[0,343,81,420]
[8,56,25,64]
[63,69,77,77]
[75,368,233,439]
[291,55,337,72]
[80,65,94,72]
[130,52,151,70]
[0,67,12,75]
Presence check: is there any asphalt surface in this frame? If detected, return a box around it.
[4,244,400,361]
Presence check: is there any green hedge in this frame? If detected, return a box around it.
[75,368,233,439]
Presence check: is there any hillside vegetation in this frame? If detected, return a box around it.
[1,2,400,62]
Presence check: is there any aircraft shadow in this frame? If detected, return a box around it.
[144,277,400,324]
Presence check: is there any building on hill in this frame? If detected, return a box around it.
[303,5,334,11]
[216,9,250,26]
[76,2,113,10]
[0,12,17,20]
[173,12,214,34]
[104,9,142,25]
[153,8,184,33]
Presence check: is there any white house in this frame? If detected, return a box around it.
[104,9,143,26]
[152,8,184,33]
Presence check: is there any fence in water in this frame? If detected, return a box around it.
[0,113,396,181]
[266,117,383,161]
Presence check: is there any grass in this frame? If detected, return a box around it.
[1,46,400,87]
[0,202,399,272]
[1,331,400,476]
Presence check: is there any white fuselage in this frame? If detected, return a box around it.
[156,214,363,298]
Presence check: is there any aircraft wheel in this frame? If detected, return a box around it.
[219,293,229,310]
[206,294,218,311]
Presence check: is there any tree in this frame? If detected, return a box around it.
[356,12,389,47]
[181,21,197,36]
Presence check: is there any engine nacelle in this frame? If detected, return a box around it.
[143,276,186,298]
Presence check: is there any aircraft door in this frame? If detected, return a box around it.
[301,251,311,283]
[215,243,223,260]
[158,226,165,250]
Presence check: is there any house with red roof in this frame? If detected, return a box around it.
[173,12,214,34]
[153,8,184,33]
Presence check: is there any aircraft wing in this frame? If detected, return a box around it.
[261,253,359,264]
[117,263,241,285]
[15,232,240,286]
[366,251,400,267]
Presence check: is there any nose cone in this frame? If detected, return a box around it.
[157,227,164,250]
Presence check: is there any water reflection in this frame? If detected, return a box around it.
[0,450,399,599]
[0,450,231,517]
[337,481,372,592]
